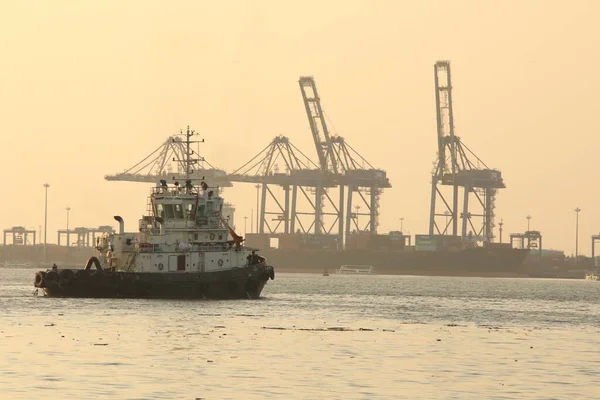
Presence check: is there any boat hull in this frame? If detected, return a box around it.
[34,263,275,299]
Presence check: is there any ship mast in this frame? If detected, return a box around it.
[175,126,204,186]
[185,126,193,181]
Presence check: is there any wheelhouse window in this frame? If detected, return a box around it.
[156,204,165,219]
[164,204,175,219]
[174,204,184,219]
[185,203,195,219]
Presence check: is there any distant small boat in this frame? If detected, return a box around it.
[585,274,598,281]
[337,265,374,275]
[323,268,329,276]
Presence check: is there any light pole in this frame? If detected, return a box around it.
[255,184,260,233]
[498,219,504,243]
[43,183,50,262]
[354,205,361,231]
[66,207,71,230]
[400,217,404,234]
[526,215,531,232]
[243,216,248,236]
[575,207,581,264]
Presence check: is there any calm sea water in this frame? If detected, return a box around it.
[1,268,599,399]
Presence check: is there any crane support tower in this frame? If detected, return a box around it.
[428,61,505,243]
[299,76,342,237]
[228,136,339,238]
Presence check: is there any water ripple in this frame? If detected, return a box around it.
[1,269,599,399]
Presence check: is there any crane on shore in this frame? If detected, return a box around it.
[104,77,390,250]
[428,61,505,242]
[105,134,232,188]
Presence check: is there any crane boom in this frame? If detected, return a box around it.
[299,76,338,174]
[218,213,244,248]
[434,61,458,177]
[429,60,505,242]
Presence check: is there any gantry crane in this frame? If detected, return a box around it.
[228,136,338,236]
[329,136,389,235]
[429,61,505,242]
[299,76,390,241]
[105,134,232,187]
[105,78,390,251]
[298,77,342,238]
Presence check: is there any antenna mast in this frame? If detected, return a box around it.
[185,126,193,181]
[173,126,204,184]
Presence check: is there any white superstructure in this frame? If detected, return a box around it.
[94,127,257,275]
[94,181,255,274]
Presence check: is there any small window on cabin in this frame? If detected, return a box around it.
[164,204,175,219]
[186,203,194,219]
[198,205,205,217]
[156,204,165,219]
[174,204,184,219]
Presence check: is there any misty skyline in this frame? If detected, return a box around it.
[1,0,599,255]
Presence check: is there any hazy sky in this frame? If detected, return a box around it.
[1,1,598,255]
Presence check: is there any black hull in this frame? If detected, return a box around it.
[258,247,529,276]
[34,263,275,299]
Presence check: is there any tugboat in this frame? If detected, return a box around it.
[33,128,274,299]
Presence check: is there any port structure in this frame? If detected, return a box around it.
[105,134,232,188]
[330,135,390,234]
[3,226,36,245]
[228,136,340,237]
[510,230,542,257]
[103,78,390,249]
[592,234,600,266]
[57,226,115,247]
[229,77,390,248]
[429,61,505,243]
[298,77,390,237]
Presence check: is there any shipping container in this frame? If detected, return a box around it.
[415,235,442,252]
[485,242,512,249]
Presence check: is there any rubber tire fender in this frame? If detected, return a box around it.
[34,271,46,287]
